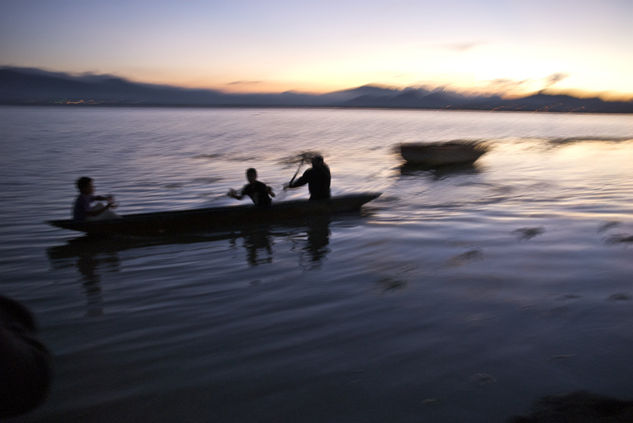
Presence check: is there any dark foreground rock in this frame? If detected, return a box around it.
[510,391,633,423]
[0,295,52,418]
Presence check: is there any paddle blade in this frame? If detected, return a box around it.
[277,151,323,167]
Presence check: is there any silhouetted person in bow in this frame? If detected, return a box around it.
[73,177,118,221]
[285,155,331,200]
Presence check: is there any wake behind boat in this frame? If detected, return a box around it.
[47,192,381,236]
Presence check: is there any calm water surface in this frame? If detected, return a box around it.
[1,106,633,422]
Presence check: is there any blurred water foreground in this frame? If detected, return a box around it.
[1,106,632,422]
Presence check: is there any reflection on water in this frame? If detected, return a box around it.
[48,239,123,317]
[233,217,331,268]
[238,229,273,266]
[47,218,333,312]
[75,253,115,317]
[301,216,331,268]
[399,162,481,179]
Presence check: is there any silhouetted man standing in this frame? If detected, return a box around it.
[285,155,331,200]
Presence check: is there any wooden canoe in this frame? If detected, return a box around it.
[47,192,381,236]
[400,141,487,166]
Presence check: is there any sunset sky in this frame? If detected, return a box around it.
[2,0,632,98]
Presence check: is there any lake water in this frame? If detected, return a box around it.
[1,106,633,422]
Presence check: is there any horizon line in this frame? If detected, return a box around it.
[3,65,633,102]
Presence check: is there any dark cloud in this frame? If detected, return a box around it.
[227,80,264,86]
[544,72,569,88]
[489,78,528,87]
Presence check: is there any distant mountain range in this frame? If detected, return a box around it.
[1,66,632,113]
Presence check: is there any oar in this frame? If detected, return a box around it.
[288,158,305,186]
[282,151,320,191]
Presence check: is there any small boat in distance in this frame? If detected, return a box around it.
[47,192,381,236]
[400,140,488,166]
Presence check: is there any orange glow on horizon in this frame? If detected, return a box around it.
[67,66,633,101]
[170,78,633,101]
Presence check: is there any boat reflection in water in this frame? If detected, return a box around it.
[399,162,481,179]
[301,216,331,269]
[237,228,273,266]
[234,216,331,267]
[48,240,122,317]
[47,218,333,311]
